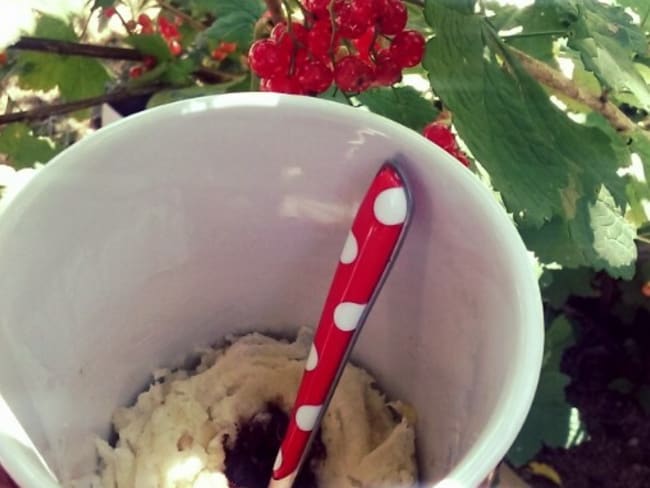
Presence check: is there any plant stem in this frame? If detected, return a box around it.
[10,37,143,61]
[264,0,285,24]
[156,0,204,30]
[511,46,642,134]
[0,86,160,126]
[403,0,424,7]
[501,29,568,40]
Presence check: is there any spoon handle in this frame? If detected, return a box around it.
[269,162,412,487]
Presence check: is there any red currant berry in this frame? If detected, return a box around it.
[168,39,182,56]
[266,74,304,94]
[297,60,334,94]
[304,0,332,15]
[452,150,470,167]
[390,30,425,67]
[422,122,456,152]
[142,55,157,69]
[353,25,375,62]
[140,23,154,34]
[137,13,152,27]
[248,39,290,78]
[211,47,226,61]
[290,22,309,46]
[103,6,116,19]
[334,55,374,92]
[376,0,407,35]
[308,19,334,58]
[271,22,293,55]
[221,42,237,53]
[335,0,372,39]
[129,65,143,78]
[158,16,180,39]
[373,50,401,86]
[0,52,7,65]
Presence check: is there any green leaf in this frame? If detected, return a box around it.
[356,86,439,132]
[521,188,637,279]
[423,2,627,228]
[33,15,77,41]
[91,0,115,9]
[14,15,108,103]
[508,316,586,466]
[617,0,650,29]
[16,53,109,102]
[541,267,599,308]
[487,0,571,67]
[566,0,650,109]
[0,123,60,169]
[126,34,173,62]
[146,79,246,108]
[200,0,265,48]
[161,58,197,86]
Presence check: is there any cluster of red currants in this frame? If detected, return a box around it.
[103,8,183,78]
[248,0,425,94]
[422,122,470,167]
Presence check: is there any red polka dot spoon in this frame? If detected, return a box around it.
[269,162,413,488]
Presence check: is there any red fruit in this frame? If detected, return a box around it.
[642,281,650,297]
[271,22,293,55]
[142,55,157,69]
[0,52,7,65]
[248,39,290,78]
[334,55,374,92]
[297,60,334,94]
[452,150,470,167]
[422,122,456,152]
[373,50,401,85]
[305,0,333,15]
[129,65,143,78]
[168,39,182,56]
[211,47,226,61]
[158,15,180,39]
[137,13,152,27]
[220,42,237,53]
[103,6,116,19]
[335,0,373,39]
[140,23,154,34]
[290,22,309,46]
[376,0,407,35]
[265,74,304,94]
[353,25,375,62]
[308,19,335,58]
[390,30,425,67]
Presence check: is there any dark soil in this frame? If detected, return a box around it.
[523,291,650,488]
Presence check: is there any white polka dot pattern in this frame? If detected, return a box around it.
[295,405,322,431]
[340,231,358,264]
[373,187,408,225]
[273,450,283,471]
[333,302,366,331]
[305,343,318,371]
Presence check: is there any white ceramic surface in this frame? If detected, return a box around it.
[0,93,543,487]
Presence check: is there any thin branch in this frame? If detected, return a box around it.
[10,37,143,61]
[156,0,204,30]
[511,47,642,134]
[264,0,285,25]
[502,29,567,40]
[0,86,159,126]
[403,0,425,7]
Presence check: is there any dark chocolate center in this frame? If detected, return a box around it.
[223,403,326,488]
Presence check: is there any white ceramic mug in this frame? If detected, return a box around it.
[0,93,543,487]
